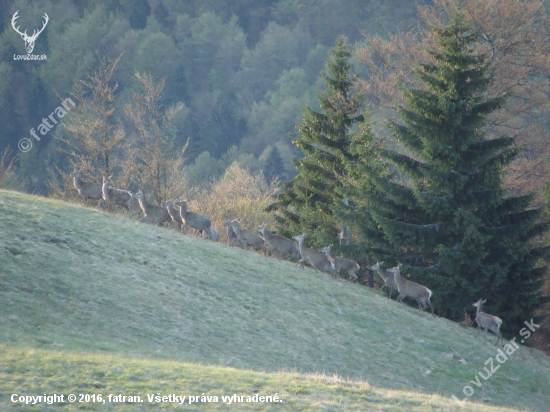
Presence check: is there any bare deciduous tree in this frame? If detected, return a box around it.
[120,72,187,205]
[52,51,125,200]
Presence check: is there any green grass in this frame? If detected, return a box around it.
[1,189,550,411]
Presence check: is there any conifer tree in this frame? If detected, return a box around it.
[268,37,364,246]
[371,13,549,331]
[263,146,285,182]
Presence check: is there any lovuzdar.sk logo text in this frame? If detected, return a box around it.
[11,10,48,60]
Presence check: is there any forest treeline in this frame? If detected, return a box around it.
[0,0,420,192]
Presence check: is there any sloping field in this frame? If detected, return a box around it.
[1,189,549,411]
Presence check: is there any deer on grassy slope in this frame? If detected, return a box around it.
[387,264,433,314]
[201,226,219,241]
[369,262,398,299]
[102,175,133,211]
[70,169,102,204]
[292,233,339,280]
[174,200,211,238]
[473,299,503,346]
[319,244,359,282]
[228,220,267,254]
[223,219,245,249]
[256,224,300,261]
[134,190,172,225]
[165,200,184,232]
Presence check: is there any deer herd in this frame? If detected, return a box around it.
[71,168,505,346]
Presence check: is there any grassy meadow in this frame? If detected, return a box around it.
[1,189,549,411]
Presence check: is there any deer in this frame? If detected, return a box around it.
[292,233,339,280]
[319,244,359,281]
[369,262,398,299]
[208,227,219,241]
[223,219,245,249]
[256,224,300,261]
[12,11,49,54]
[165,200,183,232]
[133,190,172,225]
[102,175,133,211]
[228,220,267,254]
[387,264,434,314]
[174,200,211,238]
[70,169,103,204]
[473,299,503,346]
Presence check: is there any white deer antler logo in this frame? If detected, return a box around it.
[12,11,49,54]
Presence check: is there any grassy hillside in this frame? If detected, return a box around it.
[1,189,549,411]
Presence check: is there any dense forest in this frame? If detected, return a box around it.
[0,0,420,192]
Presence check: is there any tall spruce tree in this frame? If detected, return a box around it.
[370,13,549,332]
[268,37,364,246]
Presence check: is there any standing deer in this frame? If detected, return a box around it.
[319,244,359,281]
[256,224,300,261]
[102,175,133,211]
[134,190,172,225]
[70,169,102,204]
[228,220,266,254]
[292,233,339,280]
[387,264,434,314]
[175,200,211,238]
[473,299,503,346]
[165,200,183,232]
[369,262,398,299]
[12,11,49,54]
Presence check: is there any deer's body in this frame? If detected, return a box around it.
[388,265,433,314]
[102,175,133,210]
[473,299,503,346]
[292,234,339,279]
[256,225,300,261]
[134,190,172,225]
[229,221,266,253]
[70,169,102,202]
[319,244,359,281]
[175,201,211,237]
[369,262,398,298]
[223,220,245,248]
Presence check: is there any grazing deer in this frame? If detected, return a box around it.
[70,169,102,204]
[175,200,211,238]
[292,233,339,280]
[256,224,300,261]
[102,175,133,211]
[369,262,398,299]
[387,264,434,314]
[228,220,266,254]
[319,244,359,281]
[134,190,172,225]
[473,299,503,346]
[223,219,245,248]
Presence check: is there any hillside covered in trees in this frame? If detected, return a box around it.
[0,0,421,192]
